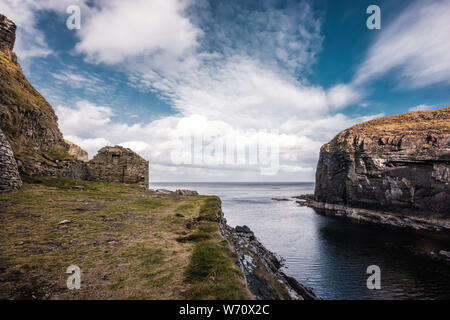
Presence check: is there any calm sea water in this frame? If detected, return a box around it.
[152,182,450,300]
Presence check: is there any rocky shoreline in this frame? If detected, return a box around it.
[217,208,319,300]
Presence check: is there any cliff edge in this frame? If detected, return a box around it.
[313,107,450,229]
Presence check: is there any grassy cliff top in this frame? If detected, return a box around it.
[0,51,57,120]
[347,107,450,135]
[323,107,450,152]
[0,177,249,300]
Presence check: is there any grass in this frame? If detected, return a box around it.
[185,240,248,299]
[0,177,248,299]
[0,51,56,119]
[183,197,250,299]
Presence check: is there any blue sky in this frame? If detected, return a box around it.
[0,0,449,181]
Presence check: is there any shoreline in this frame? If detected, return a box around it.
[217,204,319,300]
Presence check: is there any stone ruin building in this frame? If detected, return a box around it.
[86,146,149,189]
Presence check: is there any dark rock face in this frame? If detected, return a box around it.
[86,146,149,188]
[314,107,450,220]
[0,128,22,192]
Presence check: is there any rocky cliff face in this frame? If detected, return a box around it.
[314,107,450,220]
[0,15,66,156]
[0,14,88,178]
[0,14,149,188]
[0,14,19,66]
[64,139,88,162]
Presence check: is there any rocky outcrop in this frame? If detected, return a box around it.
[64,139,88,162]
[0,13,77,179]
[86,146,149,188]
[0,14,150,188]
[218,211,319,300]
[0,14,18,66]
[313,107,450,228]
[0,128,22,192]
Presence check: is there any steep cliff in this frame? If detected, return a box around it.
[0,14,19,66]
[314,107,450,222]
[0,14,88,178]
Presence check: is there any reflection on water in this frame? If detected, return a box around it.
[152,182,450,300]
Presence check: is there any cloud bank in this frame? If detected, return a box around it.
[10,0,449,181]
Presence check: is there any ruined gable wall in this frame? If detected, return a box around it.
[86,146,149,188]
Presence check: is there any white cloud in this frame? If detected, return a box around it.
[75,0,201,66]
[327,84,361,110]
[408,104,436,112]
[56,100,113,138]
[353,0,450,88]
[0,0,90,60]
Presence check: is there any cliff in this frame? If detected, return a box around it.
[313,107,450,229]
[0,14,148,188]
[0,14,19,66]
[0,14,89,179]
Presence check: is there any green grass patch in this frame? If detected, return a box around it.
[134,198,170,210]
[183,197,248,299]
[176,203,195,212]
[198,196,221,221]
[20,175,98,191]
[185,240,247,299]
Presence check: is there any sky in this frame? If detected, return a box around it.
[0,0,449,182]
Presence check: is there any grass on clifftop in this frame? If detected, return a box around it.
[0,51,56,119]
[0,177,248,300]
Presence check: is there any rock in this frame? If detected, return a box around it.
[218,212,320,300]
[155,189,173,194]
[71,185,85,190]
[175,189,199,196]
[0,14,85,179]
[271,197,291,201]
[235,225,253,234]
[58,220,71,225]
[64,139,88,162]
[314,107,450,223]
[0,14,19,66]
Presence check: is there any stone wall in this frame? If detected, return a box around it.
[86,146,149,188]
[0,128,22,192]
